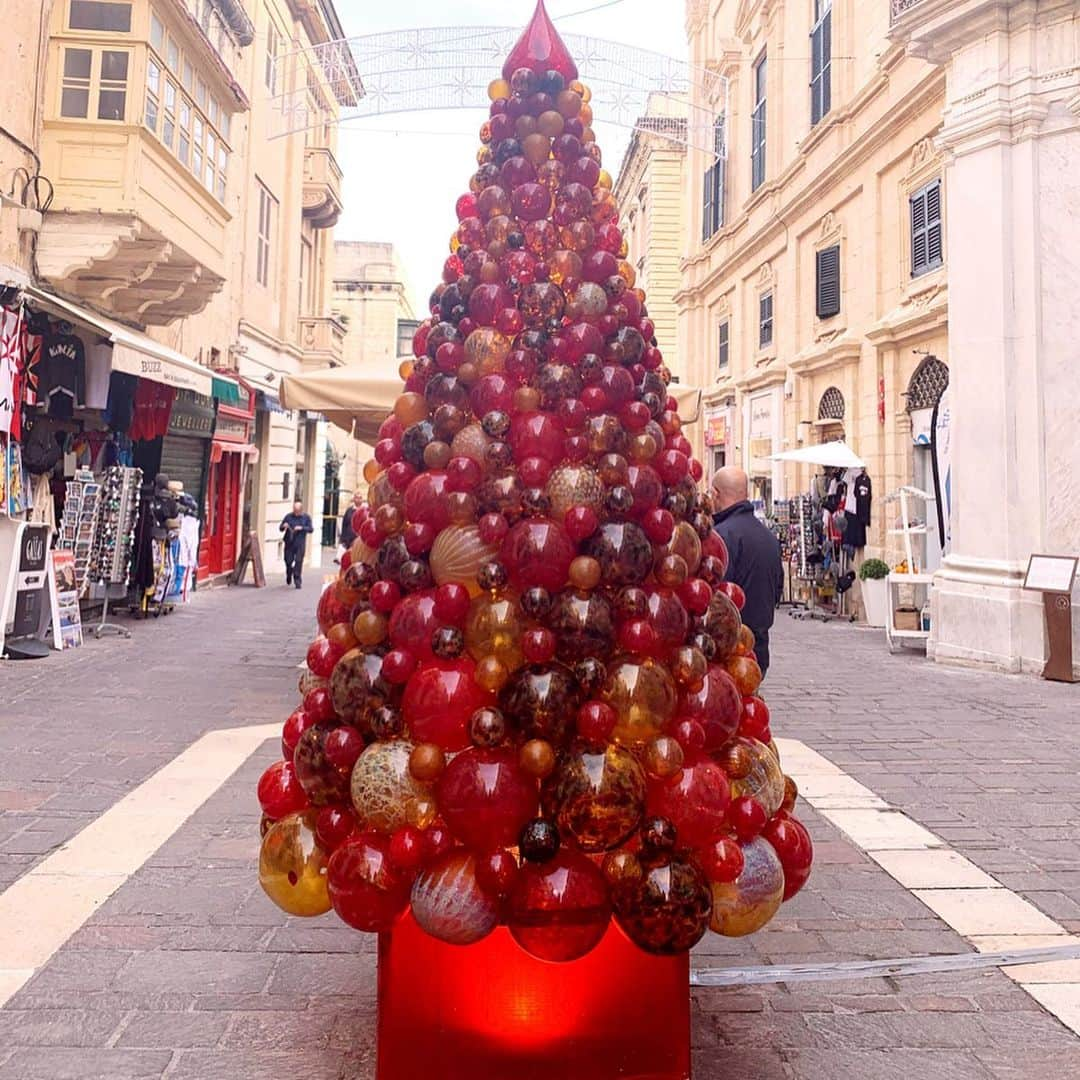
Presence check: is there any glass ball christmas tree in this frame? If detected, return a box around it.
[257,0,812,963]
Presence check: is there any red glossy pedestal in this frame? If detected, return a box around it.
[377,913,691,1080]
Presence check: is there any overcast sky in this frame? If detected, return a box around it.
[332,0,689,313]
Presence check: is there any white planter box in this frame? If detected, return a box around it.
[861,577,889,628]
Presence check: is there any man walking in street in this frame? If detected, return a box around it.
[711,467,784,677]
[338,490,364,554]
[280,500,314,590]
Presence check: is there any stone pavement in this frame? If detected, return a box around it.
[0,582,1078,1078]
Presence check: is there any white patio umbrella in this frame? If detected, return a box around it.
[770,440,865,469]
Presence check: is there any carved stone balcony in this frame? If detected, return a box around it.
[890,0,928,23]
[299,314,346,368]
[302,147,344,229]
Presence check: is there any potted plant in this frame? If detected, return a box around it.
[858,558,891,628]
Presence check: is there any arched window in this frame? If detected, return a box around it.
[906,355,949,412]
[818,386,845,421]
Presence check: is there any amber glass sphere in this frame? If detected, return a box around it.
[601,658,678,746]
[259,812,331,917]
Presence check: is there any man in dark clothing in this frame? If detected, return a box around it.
[280,500,314,589]
[711,468,784,676]
[338,491,364,552]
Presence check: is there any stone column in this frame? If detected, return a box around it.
[894,0,1080,673]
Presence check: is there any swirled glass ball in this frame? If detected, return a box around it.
[350,740,433,834]
[708,837,785,937]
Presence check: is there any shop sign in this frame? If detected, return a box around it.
[705,414,727,447]
[749,393,772,439]
[167,389,215,438]
[215,415,250,442]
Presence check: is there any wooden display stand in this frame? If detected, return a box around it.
[230,530,266,588]
[1023,555,1078,683]
[377,912,690,1080]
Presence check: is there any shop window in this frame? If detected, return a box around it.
[818,386,845,420]
[69,0,132,32]
[718,320,729,373]
[751,53,767,192]
[911,179,943,277]
[906,355,949,412]
[702,116,725,241]
[810,0,832,126]
[257,182,276,287]
[816,244,841,319]
[759,292,773,349]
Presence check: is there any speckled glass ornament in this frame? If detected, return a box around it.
[583,521,653,587]
[613,857,712,955]
[508,850,611,962]
[411,850,500,945]
[450,422,491,467]
[548,589,615,663]
[350,740,433,834]
[543,743,646,852]
[703,591,743,661]
[658,521,702,576]
[259,812,332,916]
[601,658,678,746]
[500,662,583,745]
[709,837,785,937]
[330,648,396,731]
[545,464,604,521]
[429,525,499,597]
[727,737,785,818]
[293,723,354,807]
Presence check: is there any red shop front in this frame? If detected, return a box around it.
[205,381,257,579]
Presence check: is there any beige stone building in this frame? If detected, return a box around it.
[678,0,949,559]
[613,95,688,387]
[18,0,357,571]
[329,240,417,512]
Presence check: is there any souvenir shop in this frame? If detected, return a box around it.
[770,443,873,620]
[0,287,242,655]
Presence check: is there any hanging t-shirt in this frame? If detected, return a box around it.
[106,371,138,432]
[129,380,176,441]
[84,343,112,409]
[854,473,873,526]
[0,308,18,436]
[38,334,86,419]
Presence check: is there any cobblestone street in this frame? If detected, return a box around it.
[1,579,1079,1079]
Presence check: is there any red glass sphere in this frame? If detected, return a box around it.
[763,811,814,900]
[281,707,316,761]
[403,658,491,751]
[302,685,336,724]
[680,665,742,751]
[436,747,538,850]
[509,410,566,463]
[257,760,309,820]
[739,696,771,741]
[728,795,768,842]
[508,850,611,962]
[328,833,410,932]
[389,590,441,659]
[501,518,575,593]
[475,849,520,900]
[404,472,452,532]
[315,805,357,853]
[698,836,745,884]
[317,586,351,635]
[646,752,731,850]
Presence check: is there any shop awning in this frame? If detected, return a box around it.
[24,286,217,397]
[210,440,259,465]
[770,440,865,469]
[212,376,242,405]
[280,367,705,444]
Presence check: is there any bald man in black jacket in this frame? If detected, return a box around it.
[711,467,784,676]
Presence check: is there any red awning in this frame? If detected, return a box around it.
[210,441,259,465]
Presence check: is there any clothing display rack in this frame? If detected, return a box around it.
[786,475,857,623]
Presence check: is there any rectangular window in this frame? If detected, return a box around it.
[166,36,180,72]
[257,183,276,287]
[910,179,943,277]
[196,78,207,108]
[145,58,161,133]
[150,12,165,49]
[217,145,228,202]
[61,48,92,118]
[759,292,774,349]
[816,244,841,319]
[205,131,216,190]
[182,60,194,90]
[266,19,280,93]
[751,54,767,192]
[811,0,832,126]
[162,79,176,148]
[397,320,422,358]
[178,98,191,164]
[97,50,128,121]
[702,115,726,242]
[718,320,730,372]
[69,0,131,32]
[192,114,204,178]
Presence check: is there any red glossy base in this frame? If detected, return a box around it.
[377,912,690,1080]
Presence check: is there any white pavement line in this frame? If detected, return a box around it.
[0,722,279,1009]
[776,737,1080,1038]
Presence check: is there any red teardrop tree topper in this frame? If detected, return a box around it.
[502,0,580,81]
